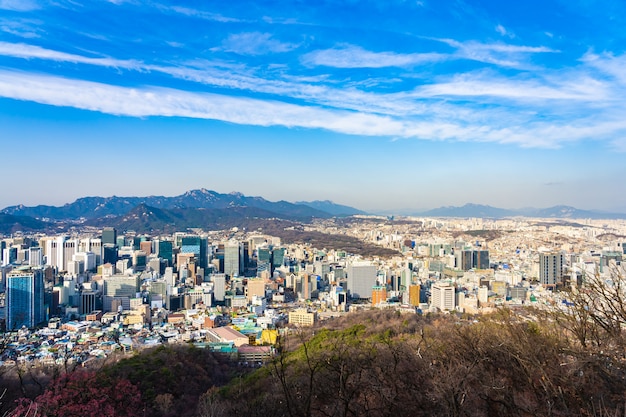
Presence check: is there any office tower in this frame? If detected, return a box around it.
[431,282,455,311]
[258,247,271,264]
[77,238,102,266]
[371,286,387,305]
[139,241,152,255]
[164,267,175,287]
[44,236,65,270]
[257,247,271,275]
[28,247,43,267]
[455,250,473,271]
[73,252,96,272]
[346,262,377,299]
[6,268,45,330]
[211,273,226,302]
[132,250,147,271]
[180,236,208,269]
[80,291,97,315]
[272,248,285,271]
[247,278,265,301]
[473,250,490,270]
[103,244,118,265]
[102,227,117,246]
[103,275,140,311]
[157,240,173,266]
[297,273,311,300]
[224,243,241,278]
[149,281,167,300]
[130,236,141,251]
[540,253,564,286]
[409,284,421,306]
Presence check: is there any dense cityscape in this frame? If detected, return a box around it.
[2,212,625,369]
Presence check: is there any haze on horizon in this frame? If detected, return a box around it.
[1,0,625,213]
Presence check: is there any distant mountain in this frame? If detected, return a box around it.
[0,213,51,235]
[296,200,366,216]
[84,204,313,234]
[519,205,623,219]
[1,189,331,220]
[421,204,515,218]
[417,204,626,219]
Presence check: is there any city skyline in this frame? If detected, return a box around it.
[1,0,625,212]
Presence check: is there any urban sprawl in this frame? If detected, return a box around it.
[2,216,625,368]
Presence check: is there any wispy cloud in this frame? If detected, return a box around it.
[495,24,515,38]
[2,70,625,150]
[437,38,557,68]
[0,41,143,69]
[0,18,43,38]
[0,0,40,11]
[414,71,611,102]
[302,45,447,68]
[1,40,626,150]
[161,5,244,23]
[221,32,299,55]
[304,40,556,70]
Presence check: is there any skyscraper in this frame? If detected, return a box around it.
[6,268,45,330]
[540,252,564,286]
[102,227,117,246]
[157,240,173,266]
[224,243,241,278]
[346,262,377,299]
[180,236,208,269]
[431,282,455,311]
[473,250,490,270]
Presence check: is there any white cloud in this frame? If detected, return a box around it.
[0,19,42,38]
[221,32,299,55]
[414,72,611,102]
[495,24,515,38]
[436,38,557,68]
[0,70,624,150]
[304,40,556,70]
[0,0,39,11]
[302,45,447,68]
[2,41,626,150]
[163,5,244,23]
[0,41,143,69]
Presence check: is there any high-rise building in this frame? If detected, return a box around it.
[157,240,173,266]
[103,275,140,311]
[473,250,490,270]
[180,236,207,269]
[408,284,421,306]
[103,244,118,265]
[540,252,564,286]
[371,286,387,305]
[102,227,117,246]
[455,250,473,271]
[272,248,285,271]
[6,268,45,330]
[224,243,241,278]
[28,247,43,267]
[80,291,97,315]
[246,278,266,301]
[431,282,455,311]
[346,262,377,299]
[211,273,226,302]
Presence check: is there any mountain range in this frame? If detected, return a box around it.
[1,191,625,235]
[1,189,363,221]
[418,203,626,220]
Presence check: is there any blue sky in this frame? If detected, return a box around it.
[1,0,626,213]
